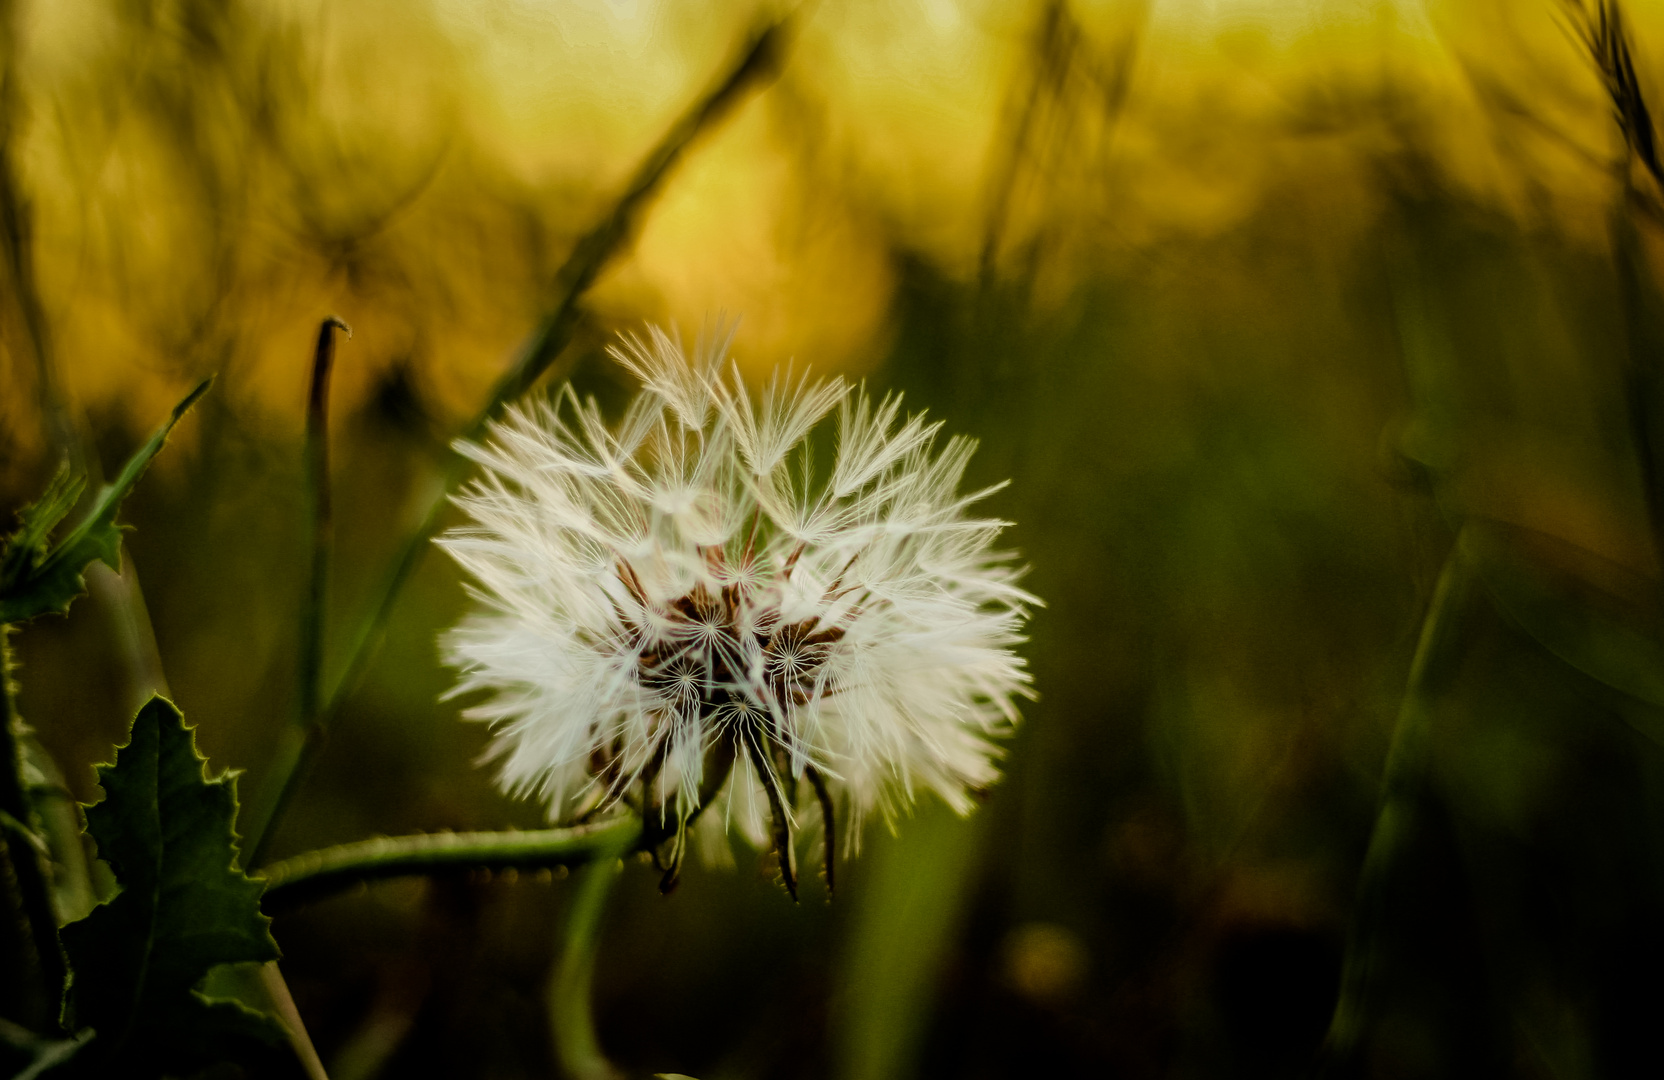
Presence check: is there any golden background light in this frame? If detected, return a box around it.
[4,0,1650,456]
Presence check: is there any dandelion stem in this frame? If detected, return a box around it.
[257,816,642,913]
[548,822,636,1080]
[245,18,791,868]
[1322,543,1479,1070]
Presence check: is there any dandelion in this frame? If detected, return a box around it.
[439,325,1035,896]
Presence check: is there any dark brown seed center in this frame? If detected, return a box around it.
[635,581,846,717]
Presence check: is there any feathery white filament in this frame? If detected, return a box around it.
[439,324,1035,857]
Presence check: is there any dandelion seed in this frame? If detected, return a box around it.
[439,323,1035,896]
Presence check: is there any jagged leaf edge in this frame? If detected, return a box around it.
[54,694,284,1076]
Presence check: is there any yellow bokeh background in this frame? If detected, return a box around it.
[14,4,1664,1076]
[4,0,1654,461]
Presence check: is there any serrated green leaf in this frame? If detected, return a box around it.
[53,696,285,1077]
[0,380,208,625]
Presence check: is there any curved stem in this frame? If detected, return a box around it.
[1322,543,1479,1070]
[244,319,348,868]
[548,823,636,1080]
[257,816,642,914]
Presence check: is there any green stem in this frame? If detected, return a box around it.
[1323,543,1479,1069]
[548,823,636,1080]
[0,630,65,1031]
[0,0,78,1028]
[244,18,791,868]
[258,816,642,914]
[299,319,348,733]
[245,319,348,868]
[257,962,331,1080]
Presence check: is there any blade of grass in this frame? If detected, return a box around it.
[833,798,984,1080]
[1321,544,1480,1070]
[548,821,638,1080]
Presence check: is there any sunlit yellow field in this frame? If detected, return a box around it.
[5,0,1651,432]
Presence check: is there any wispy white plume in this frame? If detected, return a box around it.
[438,324,1035,894]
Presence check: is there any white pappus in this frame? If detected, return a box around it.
[438,324,1035,896]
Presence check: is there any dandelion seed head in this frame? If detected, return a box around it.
[439,323,1035,882]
